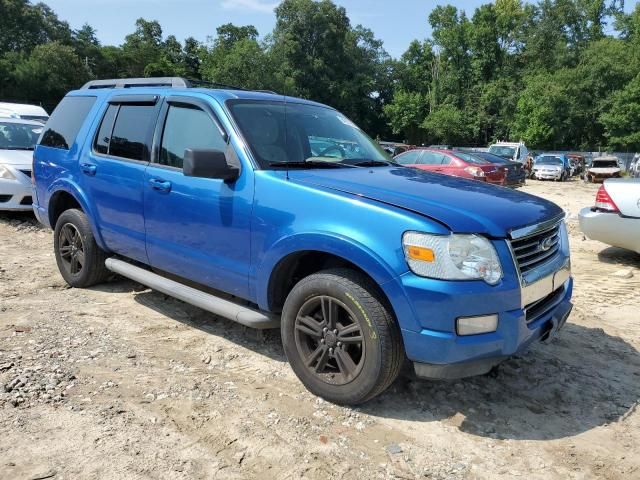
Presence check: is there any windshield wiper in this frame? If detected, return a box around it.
[268,161,352,169]
[4,146,35,151]
[349,159,392,167]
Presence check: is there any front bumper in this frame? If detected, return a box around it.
[393,232,573,379]
[534,170,562,180]
[0,166,33,211]
[579,207,640,254]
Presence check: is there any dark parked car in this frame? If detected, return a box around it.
[466,151,526,188]
[394,148,506,185]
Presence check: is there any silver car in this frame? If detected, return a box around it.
[533,156,566,181]
[0,118,42,211]
[579,179,640,254]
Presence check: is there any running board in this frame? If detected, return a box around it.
[105,258,280,329]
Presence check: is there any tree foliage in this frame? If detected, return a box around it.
[0,0,638,148]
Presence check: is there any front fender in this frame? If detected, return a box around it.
[254,231,423,331]
[47,179,108,251]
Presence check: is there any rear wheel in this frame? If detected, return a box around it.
[54,209,110,287]
[281,269,404,405]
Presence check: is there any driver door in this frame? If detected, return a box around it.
[143,95,253,298]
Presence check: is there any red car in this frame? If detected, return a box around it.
[394,148,506,185]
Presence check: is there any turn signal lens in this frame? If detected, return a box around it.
[406,246,435,262]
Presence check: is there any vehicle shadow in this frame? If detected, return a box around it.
[597,246,640,268]
[91,279,286,362]
[0,211,42,227]
[92,279,639,442]
[364,322,640,441]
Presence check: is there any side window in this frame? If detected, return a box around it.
[109,105,156,161]
[93,104,118,154]
[40,96,96,150]
[395,150,422,165]
[439,154,452,165]
[420,152,442,165]
[159,105,227,169]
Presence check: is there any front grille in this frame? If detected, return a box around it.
[0,195,11,203]
[510,223,561,274]
[525,285,565,324]
[19,169,32,178]
[20,196,32,205]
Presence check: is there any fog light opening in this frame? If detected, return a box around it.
[456,314,498,336]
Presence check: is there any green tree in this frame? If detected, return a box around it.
[601,74,640,150]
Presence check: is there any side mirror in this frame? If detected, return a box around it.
[183,148,239,182]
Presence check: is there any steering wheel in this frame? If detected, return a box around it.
[318,145,346,158]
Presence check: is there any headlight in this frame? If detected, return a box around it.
[0,165,16,180]
[403,232,503,284]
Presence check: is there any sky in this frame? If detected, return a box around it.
[41,0,491,58]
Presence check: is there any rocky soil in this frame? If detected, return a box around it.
[0,178,638,479]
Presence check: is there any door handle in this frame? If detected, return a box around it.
[149,178,172,193]
[80,163,97,176]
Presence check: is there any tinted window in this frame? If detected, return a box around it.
[420,152,446,165]
[109,105,155,161]
[159,105,226,169]
[394,150,422,165]
[454,152,489,165]
[40,96,96,150]
[93,104,118,154]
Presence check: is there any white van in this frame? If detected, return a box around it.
[0,102,49,124]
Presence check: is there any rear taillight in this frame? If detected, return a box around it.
[594,184,619,212]
[464,166,485,177]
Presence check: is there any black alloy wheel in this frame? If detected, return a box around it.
[294,295,365,385]
[58,222,85,276]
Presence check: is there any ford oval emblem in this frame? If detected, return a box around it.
[540,237,554,251]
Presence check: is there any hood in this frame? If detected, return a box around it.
[535,164,562,170]
[289,167,563,237]
[0,149,33,166]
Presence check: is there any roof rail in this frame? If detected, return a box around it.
[80,77,280,95]
[81,77,192,90]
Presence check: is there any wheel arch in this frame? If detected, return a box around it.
[257,233,406,319]
[47,182,107,250]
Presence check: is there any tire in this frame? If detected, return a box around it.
[281,268,404,405]
[54,208,110,288]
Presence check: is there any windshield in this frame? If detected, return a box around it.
[227,100,389,168]
[0,122,42,150]
[592,160,619,168]
[488,146,516,159]
[453,151,490,165]
[536,156,563,166]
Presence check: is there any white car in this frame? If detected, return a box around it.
[579,179,640,254]
[0,102,49,124]
[532,156,566,181]
[0,118,42,211]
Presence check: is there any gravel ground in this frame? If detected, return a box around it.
[0,178,638,479]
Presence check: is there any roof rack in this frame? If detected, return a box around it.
[80,77,279,95]
[81,77,192,89]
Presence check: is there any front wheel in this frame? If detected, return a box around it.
[281,269,404,405]
[54,208,110,287]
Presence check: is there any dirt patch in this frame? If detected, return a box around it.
[1,179,639,479]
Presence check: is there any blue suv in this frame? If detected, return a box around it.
[33,78,573,404]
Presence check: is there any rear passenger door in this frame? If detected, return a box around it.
[143,95,253,299]
[81,95,160,263]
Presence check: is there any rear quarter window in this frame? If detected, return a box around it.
[39,96,96,150]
